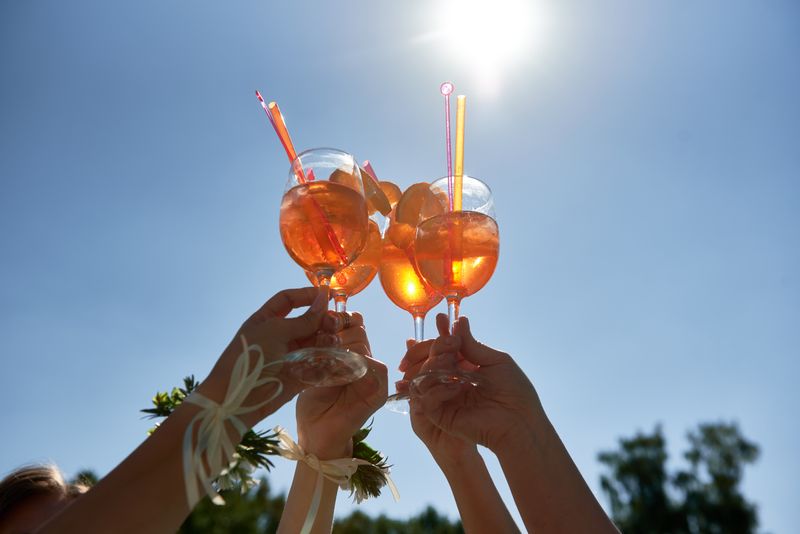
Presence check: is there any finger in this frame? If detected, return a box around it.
[347,342,371,358]
[321,311,364,333]
[257,287,327,319]
[420,351,459,375]
[395,379,410,395]
[275,290,329,342]
[402,358,426,382]
[354,355,388,399]
[336,325,368,348]
[435,313,450,337]
[453,316,510,366]
[429,334,461,360]
[457,359,480,372]
[365,356,388,390]
[398,339,434,372]
[416,378,463,407]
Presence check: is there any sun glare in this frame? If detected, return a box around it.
[436,0,548,93]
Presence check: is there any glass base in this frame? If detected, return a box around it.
[284,347,368,387]
[384,392,411,414]
[384,370,481,414]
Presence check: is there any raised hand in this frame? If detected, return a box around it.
[399,318,479,465]
[402,314,544,455]
[295,311,388,458]
[195,286,330,428]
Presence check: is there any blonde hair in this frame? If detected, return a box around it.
[0,464,89,519]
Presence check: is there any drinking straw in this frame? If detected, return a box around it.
[253,91,347,267]
[447,95,467,294]
[255,91,307,182]
[255,90,276,129]
[453,95,466,211]
[362,161,379,183]
[440,82,455,211]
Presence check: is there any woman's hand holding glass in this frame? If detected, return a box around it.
[399,322,478,465]
[195,287,334,429]
[295,313,389,458]
[399,314,544,455]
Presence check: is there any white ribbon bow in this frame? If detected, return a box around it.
[182,335,284,507]
[272,427,400,534]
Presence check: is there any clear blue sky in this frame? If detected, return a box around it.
[1,0,798,531]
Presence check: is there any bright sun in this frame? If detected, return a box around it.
[435,0,549,93]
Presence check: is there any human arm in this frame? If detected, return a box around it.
[400,320,519,533]
[404,315,618,533]
[38,287,329,534]
[278,311,388,534]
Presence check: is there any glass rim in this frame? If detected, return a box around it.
[293,147,355,163]
[429,175,495,218]
[430,174,494,196]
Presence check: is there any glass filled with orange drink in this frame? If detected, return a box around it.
[379,183,445,412]
[404,175,499,398]
[278,148,370,386]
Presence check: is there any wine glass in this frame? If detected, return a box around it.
[404,175,499,397]
[304,164,390,312]
[379,221,443,340]
[380,184,446,413]
[305,213,385,313]
[278,148,370,387]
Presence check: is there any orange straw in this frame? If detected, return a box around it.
[447,95,466,290]
[453,95,466,211]
[268,101,309,183]
[253,93,347,267]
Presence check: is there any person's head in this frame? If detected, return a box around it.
[0,464,89,534]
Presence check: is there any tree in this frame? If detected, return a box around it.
[598,422,760,534]
[175,479,463,534]
[333,506,463,534]
[178,479,284,534]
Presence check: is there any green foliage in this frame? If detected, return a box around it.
[178,479,285,534]
[70,469,99,487]
[142,376,393,501]
[178,481,462,534]
[141,375,281,493]
[349,421,394,502]
[333,506,463,534]
[598,422,760,534]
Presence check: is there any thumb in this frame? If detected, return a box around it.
[435,313,449,337]
[277,287,328,342]
[453,316,509,366]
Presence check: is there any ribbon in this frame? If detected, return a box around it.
[182,335,284,508]
[272,427,400,534]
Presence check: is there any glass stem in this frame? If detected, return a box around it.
[334,294,348,313]
[412,314,425,342]
[315,270,333,313]
[447,296,460,334]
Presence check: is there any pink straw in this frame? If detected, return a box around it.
[362,160,378,181]
[255,90,276,129]
[440,82,455,211]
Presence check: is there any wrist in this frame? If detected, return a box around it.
[493,408,553,462]
[432,445,482,475]
[298,431,353,460]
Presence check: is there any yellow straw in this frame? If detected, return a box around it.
[453,95,466,211]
